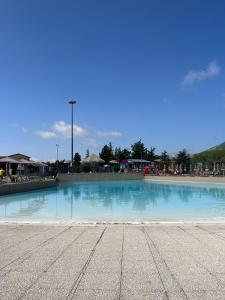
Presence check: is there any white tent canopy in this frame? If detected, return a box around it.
[82,154,105,164]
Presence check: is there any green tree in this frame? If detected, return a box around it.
[85,149,90,158]
[74,152,81,167]
[160,150,170,171]
[114,147,131,161]
[120,148,131,160]
[160,150,170,163]
[114,147,121,161]
[99,143,114,164]
[146,147,158,161]
[175,149,190,173]
[131,139,147,159]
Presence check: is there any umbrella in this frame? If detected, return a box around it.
[82,154,105,164]
[109,160,119,164]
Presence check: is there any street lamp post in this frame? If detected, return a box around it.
[56,144,59,173]
[68,100,76,171]
[56,144,59,161]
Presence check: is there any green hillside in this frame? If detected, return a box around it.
[207,141,225,151]
[192,141,225,163]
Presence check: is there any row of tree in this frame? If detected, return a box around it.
[47,139,191,171]
[98,139,190,166]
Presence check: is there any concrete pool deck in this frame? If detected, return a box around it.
[145,175,225,185]
[1,224,225,299]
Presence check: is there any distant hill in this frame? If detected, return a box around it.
[192,141,225,163]
[207,141,225,151]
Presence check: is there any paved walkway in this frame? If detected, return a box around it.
[1,224,225,299]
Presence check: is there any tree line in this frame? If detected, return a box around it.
[48,139,191,171]
[97,139,191,168]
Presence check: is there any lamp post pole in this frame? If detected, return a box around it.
[56,144,59,161]
[68,100,76,171]
[56,144,59,173]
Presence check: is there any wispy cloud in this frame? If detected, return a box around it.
[96,131,122,138]
[10,123,28,133]
[182,61,221,87]
[83,138,99,148]
[36,131,57,139]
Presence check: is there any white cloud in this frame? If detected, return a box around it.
[96,131,122,138]
[182,61,221,87]
[35,121,122,146]
[36,121,87,140]
[52,121,87,139]
[36,131,57,139]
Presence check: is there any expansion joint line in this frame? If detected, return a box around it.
[177,226,202,243]
[142,226,188,300]
[173,226,225,290]
[66,227,107,300]
[0,226,73,278]
[196,225,225,242]
[18,227,88,300]
[118,225,124,300]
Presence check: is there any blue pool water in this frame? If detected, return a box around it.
[1,180,225,223]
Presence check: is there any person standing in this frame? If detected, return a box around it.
[0,168,5,181]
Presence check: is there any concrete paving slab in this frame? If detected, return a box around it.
[87,258,121,273]
[1,224,225,300]
[22,286,70,300]
[175,272,224,292]
[120,290,167,300]
[165,259,207,275]
[72,289,119,300]
[77,272,120,290]
[0,270,37,299]
[123,259,158,274]
[122,272,164,291]
[185,291,225,300]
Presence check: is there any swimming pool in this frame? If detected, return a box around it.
[0,180,225,223]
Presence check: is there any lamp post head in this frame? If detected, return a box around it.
[68,100,76,105]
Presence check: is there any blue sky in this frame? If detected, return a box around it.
[1,0,225,161]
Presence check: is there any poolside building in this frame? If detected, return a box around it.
[0,153,47,176]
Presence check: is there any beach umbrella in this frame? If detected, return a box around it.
[82,154,105,164]
[109,160,119,164]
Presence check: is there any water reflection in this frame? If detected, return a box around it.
[0,181,225,221]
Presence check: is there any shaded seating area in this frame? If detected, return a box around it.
[0,153,47,183]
